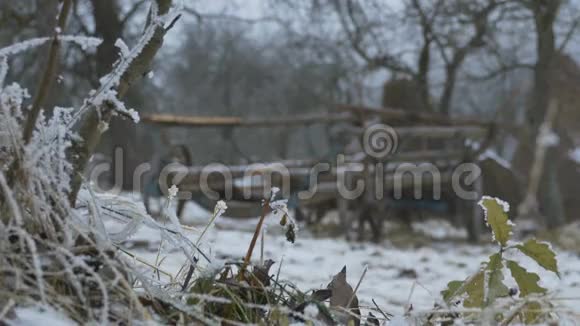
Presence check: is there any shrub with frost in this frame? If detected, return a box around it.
[0,1,200,323]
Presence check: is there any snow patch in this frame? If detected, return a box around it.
[478,149,511,169]
[118,208,580,318]
[303,303,319,318]
[10,305,75,326]
[538,126,559,147]
[412,219,467,240]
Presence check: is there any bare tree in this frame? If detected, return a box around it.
[328,0,504,115]
[474,0,580,227]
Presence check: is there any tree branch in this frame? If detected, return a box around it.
[334,0,414,75]
[557,15,580,52]
[120,0,148,28]
[22,0,73,144]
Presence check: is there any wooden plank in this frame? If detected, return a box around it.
[389,150,465,162]
[395,126,487,138]
[341,125,488,139]
[142,114,242,126]
[171,160,459,193]
[335,104,493,127]
[141,104,498,131]
[141,112,354,127]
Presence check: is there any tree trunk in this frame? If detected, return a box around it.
[519,0,566,227]
[91,0,139,191]
[416,34,432,112]
[540,149,566,227]
[438,63,459,116]
[91,0,123,78]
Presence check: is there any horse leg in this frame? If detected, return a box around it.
[357,205,371,241]
[369,210,382,243]
[337,197,351,238]
[176,199,186,220]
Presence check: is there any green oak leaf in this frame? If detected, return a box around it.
[479,197,512,247]
[516,239,559,277]
[442,280,463,302]
[506,260,546,297]
[463,271,485,308]
[485,253,509,306]
[442,271,486,308]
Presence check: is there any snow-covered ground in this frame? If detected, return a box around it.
[9,306,76,326]
[117,200,580,320]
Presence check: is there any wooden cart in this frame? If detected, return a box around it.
[142,104,495,242]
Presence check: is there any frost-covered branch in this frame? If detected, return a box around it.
[68,0,180,205]
[0,36,101,104]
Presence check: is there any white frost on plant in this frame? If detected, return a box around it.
[482,269,490,305]
[126,108,140,123]
[270,194,299,233]
[114,38,131,57]
[270,198,289,215]
[25,107,76,190]
[59,35,102,51]
[192,200,228,254]
[215,200,228,215]
[478,196,514,243]
[76,189,202,267]
[0,82,30,111]
[0,37,54,57]
[0,3,189,324]
[270,186,280,201]
[479,195,510,214]
[0,35,101,58]
[168,184,179,198]
[91,88,140,123]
